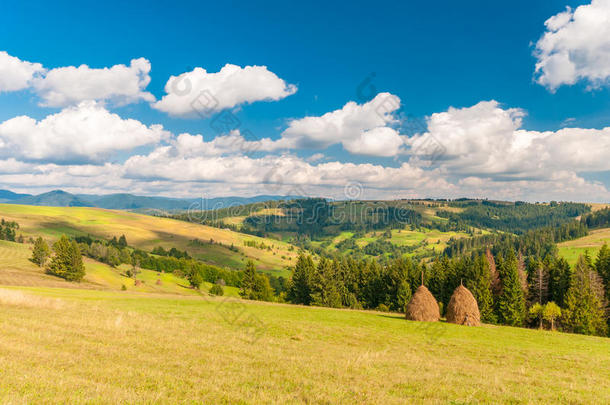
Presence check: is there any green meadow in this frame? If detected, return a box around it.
[0,285,608,404]
[0,204,297,275]
[557,227,610,265]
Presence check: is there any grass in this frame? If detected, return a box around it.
[557,227,610,265]
[0,204,297,274]
[0,239,239,297]
[0,285,608,403]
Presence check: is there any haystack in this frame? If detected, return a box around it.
[405,285,440,322]
[446,284,480,326]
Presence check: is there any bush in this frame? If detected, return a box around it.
[209,284,224,296]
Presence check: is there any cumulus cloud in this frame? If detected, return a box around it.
[0,101,168,164]
[32,58,155,107]
[0,51,154,106]
[408,100,610,180]
[252,92,407,157]
[152,64,297,117]
[0,51,45,92]
[534,0,610,91]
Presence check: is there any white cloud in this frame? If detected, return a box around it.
[32,58,154,107]
[0,51,154,106]
[0,101,168,164]
[534,0,610,91]
[254,93,407,157]
[152,64,297,117]
[409,100,610,180]
[0,51,45,93]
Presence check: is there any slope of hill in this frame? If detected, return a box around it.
[0,204,298,275]
[0,285,607,403]
[557,227,610,265]
[0,239,239,296]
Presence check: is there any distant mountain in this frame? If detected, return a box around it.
[0,190,31,203]
[2,189,297,211]
[13,190,93,207]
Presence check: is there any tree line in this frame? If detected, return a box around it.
[284,246,609,337]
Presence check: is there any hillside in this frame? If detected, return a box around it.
[0,285,608,403]
[0,239,239,296]
[557,227,610,265]
[0,204,298,275]
[171,198,589,261]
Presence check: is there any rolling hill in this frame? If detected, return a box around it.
[0,204,298,276]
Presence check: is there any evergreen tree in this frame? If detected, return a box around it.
[118,234,128,248]
[468,254,496,323]
[46,235,85,282]
[31,236,50,267]
[240,260,258,299]
[595,243,610,301]
[310,258,341,308]
[548,257,572,307]
[497,249,526,326]
[562,256,608,336]
[240,260,273,301]
[287,254,314,305]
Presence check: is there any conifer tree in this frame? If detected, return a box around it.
[310,258,341,308]
[497,249,526,326]
[46,235,85,282]
[469,254,496,323]
[595,243,610,301]
[548,257,572,307]
[562,255,608,336]
[31,236,50,267]
[287,254,314,305]
[240,260,258,299]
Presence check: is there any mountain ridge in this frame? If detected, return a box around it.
[0,189,297,211]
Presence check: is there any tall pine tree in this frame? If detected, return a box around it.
[497,249,526,326]
[562,255,608,336]
[287,254,314,305]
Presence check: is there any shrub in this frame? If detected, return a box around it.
[209,284,224,296]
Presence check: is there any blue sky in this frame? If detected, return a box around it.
[0,0,609,201]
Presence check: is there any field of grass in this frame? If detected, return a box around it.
[0,239,239,297]
[322,227,477,259]
[0,285,608,403]
[0,204,297,275]
[557,227,610,265]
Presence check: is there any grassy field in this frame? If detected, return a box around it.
[557,227,610,265]
[0,239,240,297]
[0,204,297,275]
[0,285,608,403]
[318,227,478,259]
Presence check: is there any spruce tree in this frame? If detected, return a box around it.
[287,254,314,305]
[468,254,496,323]
[595,243,610,301]
[240,260,258,299]
[46,235,85,282]
[31,236,50,267]
[497,249,526,326]
[310,258,341,308]
[562,256,608,336]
